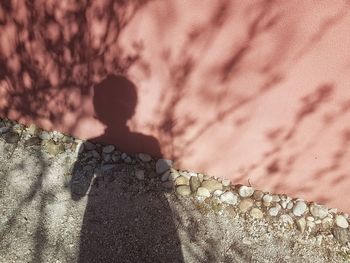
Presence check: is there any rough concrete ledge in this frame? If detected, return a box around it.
[0,118,349,262]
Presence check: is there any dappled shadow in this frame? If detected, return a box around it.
[0,0,150,132]
[70,75,184,262]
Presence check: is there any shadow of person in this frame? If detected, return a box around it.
[70,75,184,263]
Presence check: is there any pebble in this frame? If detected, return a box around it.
[162,181,173,189]
[213,190,224,197]
[102,145,115,153]
[124,156,132,163]
[310,204,328,219]
[101,164,115,172]
[268,206,280,217]
[306,216,314,222]
[196,187,211,197]
[306,221,316,230]
[190,176,200,192]
[239,198,254,212]
[335,215,349,229]
[197,173,204,182]
[83,141,96,150]
[238,186,254,197]
[332,227,350,244]
[250,208,263,219]
[322,217,333,228]
[111,154,120,162]
[280,215,294,227]
[135,170,145,180]
[45,140,64,156]
[262,194,273,203]
[222,179,231,187]
[296,217,306,233]
[272,195,281,202]
[176,185,191,196]
[169,169,180,181]
[201,179,223,193]
[175,176,189,186]
[286,201,294,210]
[156,159,173,174]
[0,126,10,134]
[161,171,170,182]
[280,200,288,209]
[121,153,128,159]
[292,201,307,216]
[253,190,264,200]
[4,132,20,144]
[220,192,238,205]
[24,137,41,147]
[91,150,100,159]
[138,153,152,162]
[102,153,111,162]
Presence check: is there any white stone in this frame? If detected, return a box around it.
[280,215,294,226]
[335,215,349,229]
[138,153,152,162]
[263,194,273,203]
[281,200,288,209]
[102,145,115,153]
[306,221,316,230]
[196,187,211,197]
[268,206,280,217]
[156,159,173,174]
[250,208,263,219]
[310,204,328,219]
[292,201,307,216]
[39,131,51,140]
[135,170,145,180]
[188,172,198,177]
[272,195,281,202]
[287,201,294,210]
[121,153,128,159]
[213,190,224,197]
[238,186,254,197]
[220,192,238,205]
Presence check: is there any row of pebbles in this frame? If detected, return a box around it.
[1,118,349,246]
[153,159,350,245]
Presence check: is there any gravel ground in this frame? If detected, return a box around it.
[0,118,349,263]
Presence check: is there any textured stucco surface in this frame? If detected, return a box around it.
[0,1,350,212]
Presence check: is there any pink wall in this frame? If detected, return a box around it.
[1,0,350,212]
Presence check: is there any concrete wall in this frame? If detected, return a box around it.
[1,0,350,212]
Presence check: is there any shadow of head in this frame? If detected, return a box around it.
[93,74,137,126]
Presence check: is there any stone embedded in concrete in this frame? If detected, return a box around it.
[238,186,254,197]
[310,204,328,219]
[239,198,253,212]
[196,187,211,197]
[201,179,223,193]
[156,159,173,174]
[220,192,238,205]
[176,185,191,196]
[293,201,307,216]
[335,215,349,229]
